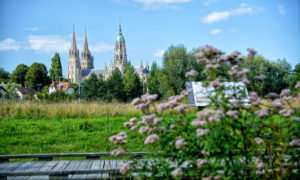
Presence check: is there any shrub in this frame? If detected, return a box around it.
[109,46,300,179]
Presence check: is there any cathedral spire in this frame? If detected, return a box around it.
[119,23,122,35]
[83,28,89,53]
[71,25,77,51]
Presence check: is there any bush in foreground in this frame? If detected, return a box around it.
[110,46,300,179]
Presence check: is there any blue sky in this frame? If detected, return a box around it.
[0,0,299,76]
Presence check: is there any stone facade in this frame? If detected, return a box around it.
[67,24,149,83]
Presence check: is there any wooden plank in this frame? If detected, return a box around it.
[69,160,93,179]
[38,161,59,171]
[50,160,70,172]
[0,162,23,172]
[8,161,35,180]
[86,160,103,179]
[24,161,47,180]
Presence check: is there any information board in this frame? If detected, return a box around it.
[185,82,249,106]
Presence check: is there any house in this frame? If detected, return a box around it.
[49,81,74,94]
[0,86,7,99]
[14,87,36,100]
[0,82,6,87]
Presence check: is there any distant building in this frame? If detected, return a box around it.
[67,24,149,83]
[0,86,7,99]
[0,82,6,87]
[14,87,36,100]
[49,81,74,94]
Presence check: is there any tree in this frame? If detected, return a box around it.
[25,63,50,91]
[162,45,200,96]
[81,73,99,100]
[97,74,107,101]
[106,70,125,102]
[0,67,10,83]
[49,53,63,81]
[123,62,142,101]
[291,63,300,92]
[148,62,163,98]
[10,64,29,86]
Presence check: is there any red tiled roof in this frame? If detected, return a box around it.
[50,81,73,91]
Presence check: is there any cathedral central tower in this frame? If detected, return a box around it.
[113,24,127,74]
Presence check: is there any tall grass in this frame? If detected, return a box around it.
[0,101,142,119]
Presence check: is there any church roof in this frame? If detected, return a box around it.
[82,69,105,76]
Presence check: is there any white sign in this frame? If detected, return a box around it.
[186,82,249,106]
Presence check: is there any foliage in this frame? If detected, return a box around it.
[0,67,10,83]
[10,64,29,87]
[240,56,292,96]
[25,63,50,91]
[48,91,76,102]
[148,62,163,98]
[49,53,63,81]
[110,46,300,179]
[106,70,125,102]
[81,73,99,100]
[123,62,143,101]
[291,63,300,93]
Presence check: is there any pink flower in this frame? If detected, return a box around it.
[255,158,265,169]
[153,117,163,125]
[141,94,158,103]
[293,117,300,122]
[142,114,156,125]
[111,148,125,156]
[226,110,238,119]
[144,134,160,145]
[171,168,182,177]
[202,176,212,180]
[228,65,239,76]
[272,99,283,108]
[175,137,186,149]
[197,158,208,167]
[265,92,278,99]
[201,151,210,156]
[209,78,223,89]
[254,137,264,144]
[254,74,266,81]
[131,98,141,105]
[130,117,137,123]
[240,76,250,85]
[191,118,206,127]
[289,139,299,147]
[280,89,290,97]
[238,68,250,75]
[136,103,149,110]
[295,81,300,89]
[158,102,168,112]
[109,132,127,144]
[185,69,197,78]
[139,126,149,134]
[255,109,269,118]
[279,109,294,118]
[255,170,263,175]
[247,48,257,58]
[197,128,209,137]
[124,122,132,128]
[120,162,131,175]
[174,104,188,113]
[249,92,262,106]
[130,126,137,131]
[218,56,228,63]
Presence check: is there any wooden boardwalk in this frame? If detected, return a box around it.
[0,152,155,180]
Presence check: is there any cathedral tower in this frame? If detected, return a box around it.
[81,30,94,70]
[67,27,81,83]
[113,24,127,74]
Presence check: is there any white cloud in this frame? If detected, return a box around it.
[153,49,165,57]
[201,6,254,23]
[203,0,219,6]
[130,0,191,9]
[0,38,21,51]
[277,5,286,15]
[240,3,247,7]
[210,28,222,35]
[228,28,238,32]
[27,35,71,53]
[89,42,114,52]
[25,27,39,32]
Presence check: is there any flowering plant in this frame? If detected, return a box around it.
[109,45,300,179]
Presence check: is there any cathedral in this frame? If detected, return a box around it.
[67,24,149,84]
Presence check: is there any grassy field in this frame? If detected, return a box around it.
[0,115,156,155]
